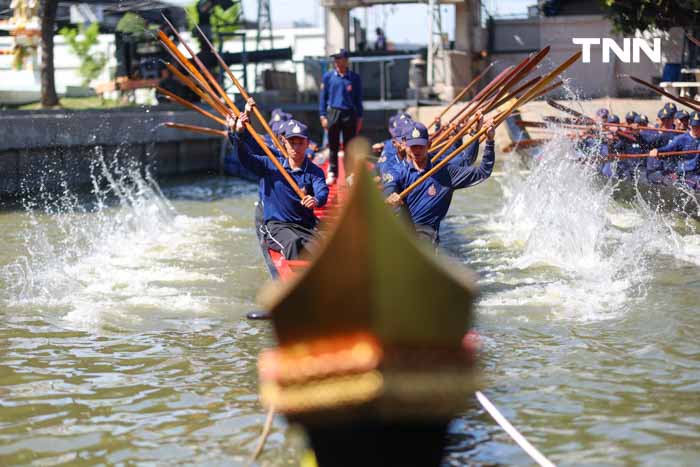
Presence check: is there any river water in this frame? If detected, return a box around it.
[1,140,699,466]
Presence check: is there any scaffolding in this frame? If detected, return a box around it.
[426,0,446,88]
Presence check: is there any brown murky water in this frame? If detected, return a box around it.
[1,144,699,465]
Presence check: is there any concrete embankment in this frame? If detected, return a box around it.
[0,105,223,200]
[0,103,399,202]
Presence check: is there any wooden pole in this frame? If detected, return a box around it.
[628,76,700,112]
[160,17,305,199]
[519,119,686,134]
[163,62,231,117]
[400,51,581,200]
[611,149,700,160]
[546,99,595,124]
[165,122,228,137]
[429,63,494,131]
[157,87,226,126]
[194,25,290,159]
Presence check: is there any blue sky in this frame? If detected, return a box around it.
[239,0,532,45]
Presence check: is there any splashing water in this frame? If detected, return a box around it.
[1,146,222,331]
[484,129,657,320]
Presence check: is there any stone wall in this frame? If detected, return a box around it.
[0,106,223,199]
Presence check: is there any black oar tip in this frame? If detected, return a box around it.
[246,311,272,320]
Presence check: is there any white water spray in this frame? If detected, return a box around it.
[1,146,222,331]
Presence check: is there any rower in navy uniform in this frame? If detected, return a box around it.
[640,107,677,183]
[228,111,329,260]
[320,48,364,185]
[384,120,496,247]
[376,117,411,179]
[648,111,700,189]
[675,110,690,132]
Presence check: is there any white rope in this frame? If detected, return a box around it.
[476,391,556,467]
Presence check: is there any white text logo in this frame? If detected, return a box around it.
[572,38,661,63]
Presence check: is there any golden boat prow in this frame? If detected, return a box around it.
[257,138,482,424]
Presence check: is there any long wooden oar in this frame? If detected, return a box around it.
[628,75,700,112]
[431,65,514,140]
[428,78,554,162]
[429,78,562,162]
[401,51,580,200]
[429,63,494,131]
[482,46,551,112]
[611,149,700,160]
[160,17,304,199]
[519,119,686,134]
[163,62,231,117]
[157,86,226,126]
[428,66,513,149]
[431,48,549,149]
[165,122,227,137]
[194,24,290,159]
[157,31,225,112]
[546,99,595,124]
[487,76,543,112]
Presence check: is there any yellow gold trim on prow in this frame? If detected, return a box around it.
[261,371,384,413]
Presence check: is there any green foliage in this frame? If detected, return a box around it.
[185,1,241,37]
[600,0,700,34]
[59,23,108,87]
[116,12,147,35]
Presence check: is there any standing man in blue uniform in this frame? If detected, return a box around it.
[228,111,329,260]
[319,48,364,185]
[384,120,496,247]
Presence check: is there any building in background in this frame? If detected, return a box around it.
[487,0,686,98]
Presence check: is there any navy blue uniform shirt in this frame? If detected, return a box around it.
[319,69,363,118]
[433,139,480,167]
[231,130,329,228]
[640,129,676,171]
[384,141,496,230]
[657,132,700,174]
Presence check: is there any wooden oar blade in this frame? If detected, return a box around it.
[627,75,700,112]
[156,86,226,126]
[165,122,227,137]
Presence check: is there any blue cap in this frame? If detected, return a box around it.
[405,122,429,146]
[625,111,638,123]
[690,111,700,127]
[664,102,678,114]
[596,108,609,118]
[330,48,349,58]
[269,108,285,124]
[675,110,690,120]
[388,115,397,128]
[634,114,648,125]
[391,118,412,139]
[658,107,673,119]
[270,120,284,135]
[607,115,620,124]
[282,119,309,139]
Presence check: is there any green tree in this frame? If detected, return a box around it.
[185,1,241,38]
[59,22,108,87]
[600,0,700,34]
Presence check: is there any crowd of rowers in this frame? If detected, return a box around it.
[226,99,496,260]
[576,103,700,189]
